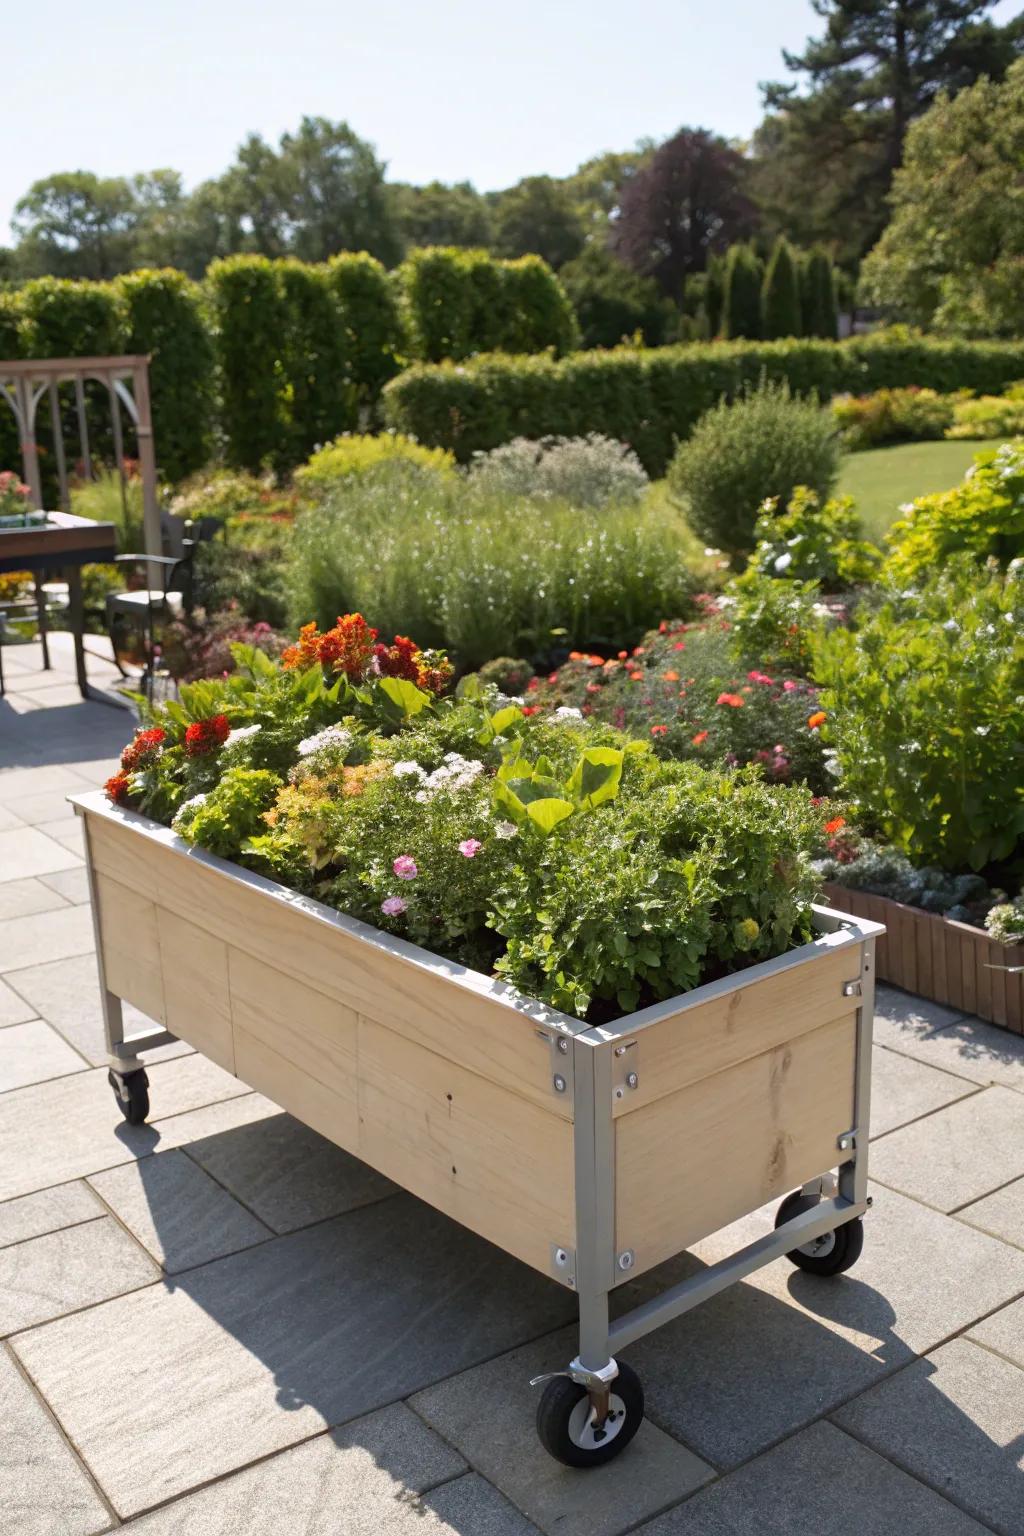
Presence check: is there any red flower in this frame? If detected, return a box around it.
[672,640,686,651]
[747,670,774,685]
[522,705,540,716]
[105,772,132,805]
[184,715,231,756]
[650,724,668,736]
[120,726,166,773]
[807,711,827,729]
[824,816,846,835]
[692,730,709,745]
[374,634,420,683]
[716,692,744,708]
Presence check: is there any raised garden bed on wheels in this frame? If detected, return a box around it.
[74,788,882,1468]
[823,882,1023,1037]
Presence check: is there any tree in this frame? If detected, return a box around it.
[278,117,400,265]
[559,245,675,348]
[491,176,585,269]
[722,244,763,339]
[562,148,654,236]
[388,181,492,252]
[610,128,756,298]
[762,237,802,337]
[754,1,1024,261]
[11,171,139,278]
[801,248,839,338]
[860,59,1024,334]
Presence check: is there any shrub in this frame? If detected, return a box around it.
[286,461,700,669]
[398,246,577,363]
[815,559,1024,870]
[160,608,285,683]
[559,246,674,349]
[324,252,406,416]
[668,379,840,558]
[465,434,648,509]
[722,245,763,340]
[115,269,213,481]
[383,332,1024,477]
[190,541,290,629]
[801,250,838,341]
[295,432,455,500]
[277,261,354,464]
[832,386,955,450]
[723,571,830,676]
[762,238,802,340]
[206,256,289,473]
[169,468,297,528]
[884,442,1024,584]
[741,487,881,591]
[18,276,123,357]
[986,897,1024,946]
[947,389,1024,440]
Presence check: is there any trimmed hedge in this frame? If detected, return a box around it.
[399,246,577,362]
[116,269,213,481]
[325,252,405,412]
[382,333,1024,476]
[207,256,289,473]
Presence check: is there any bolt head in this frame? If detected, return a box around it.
[617,1250,635,1272]
[556,1036,569,1054]
[554,1248,568,1266]
[553,1073,567,1093]
[626,1071,639,1090]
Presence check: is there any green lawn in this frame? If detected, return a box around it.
[837,438,1012,541]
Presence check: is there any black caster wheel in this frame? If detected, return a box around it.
[108,1067,150,1126]
[536,1361,644,1468]
[775,1190,864,1276]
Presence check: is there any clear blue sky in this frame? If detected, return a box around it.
[5,0,1022,238]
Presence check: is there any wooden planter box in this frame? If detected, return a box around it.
[823,883,1023,1037]
[73,789,882,1463]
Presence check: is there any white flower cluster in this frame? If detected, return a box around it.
[224,723,262,753]
[391,752,484,802]
[171,793,207,832]
[297,725,352,758]
[550,706,583,723]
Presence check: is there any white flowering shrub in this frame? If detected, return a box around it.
[466,435,648,509]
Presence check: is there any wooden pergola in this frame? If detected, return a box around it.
[0,354,161,557]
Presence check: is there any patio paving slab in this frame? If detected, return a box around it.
[632,1419,988,1536]
[958,1177,1024,1251]
[0,875,69,921]
[4,952,193,1066]
[37,815,85,856]
[874,984,968,1039]
[0,825,82,883]
[0,1055,250,1202]
[0,764,98,800]
[420,1476,543,1535]
[617,1181,1024,1469]
[118,1401,471,1534]
[0,1345,110,1536]
[143,1088,281,1151]
[0,902,95,972]
[38,866,90,904]
[0,805,24,831]
[11,1193,574,1516]
[0,1215,158,1336]
[3,787,79,825]
[968,1294,1024,1368]
[183,1110,398,1234]
[875,1000,1024,1094]
[834,1338,1024,1536]
[0,975,36,1026]
[0,1182,104,1250]
[410,1324,713,1536]
[870,1086,1024,1210]
[869,1045,979,1138]
[0,1017,88,1092]
[90,1149,273,1273]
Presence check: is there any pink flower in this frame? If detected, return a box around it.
[458,838,483,858]
[747,670,774,685]
[393,855,418,880]
[783,680,798,692]
[381,896,407,917]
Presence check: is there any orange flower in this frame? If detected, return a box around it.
[808,711,827,729]
[617,650,628,660]
[716,692,744,708]
[629,670,644,682]
[692,730,709,745]
[824,816,845,835]
[663,670,679,682]
[650,724,668,736]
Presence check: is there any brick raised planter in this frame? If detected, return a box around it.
[822,883,1023,1036]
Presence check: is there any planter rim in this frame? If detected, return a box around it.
[71,788,882,1039]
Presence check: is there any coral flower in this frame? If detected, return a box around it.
[747,671,774,685]
[824,816,846,834]
[716,692,744,708]
[184,715,231,756]
[629,671,644,682]
[673,640,686,651]
[808,711,827,729]
[617,650,628,660]
[458,838,483,858]
[692,730,709,745]
[105,772,132,805]
[650,724,668,736]
[783,680,798,692]
[393,855,418,880]
[663,670,679,682]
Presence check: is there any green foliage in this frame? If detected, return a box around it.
[295,432,455,500]
[559,246,675,349]
[70,468,144,552]
[722,245,763,340]
[285,462,701,669]
[115,268,213,480]
[277,260,354,463]
[947,390,1024,440]
[800,249,838,340]
[491,175,585,270]
[742,486,881,590]
[206,255,288,472]
[986,897,1024,945]
[465,434,648,509]
[325,252,406,411]
[668,379,839,558]
[816,560,1024,871]
[398,246,577,363]
[884,442,1024,584]
[833,386,955,449]
[18,275,124,356]
[384,332,1024,478]
[172,767,283,858]
[761,238,802,339]
[723,571,827,675]
[168,467,297,526]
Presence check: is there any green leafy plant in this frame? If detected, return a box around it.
[832,387,954,450]
[742,487,881,590]
[884,442,1024,585]
[294,432,455,500]
[947,390,1024,440]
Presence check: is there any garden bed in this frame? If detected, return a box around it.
[822,882,1023,1036]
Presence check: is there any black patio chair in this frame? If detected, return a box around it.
[106,514,223,697]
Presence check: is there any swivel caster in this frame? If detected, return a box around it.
[108,1067,149,1126]
[775,1189,864,1276]
[536,1360,644,1467]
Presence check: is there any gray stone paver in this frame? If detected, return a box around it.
[2,664,1024,1534]
[410,1325,713,1536]
[11,1194,573,1517]
[0,1017,88,1092]
[632,1419,990,1535]
[89,1149,273,1272]
[0,1215,158,1335]
[834,1338,1024,1536]
[871,1086,1024,1210]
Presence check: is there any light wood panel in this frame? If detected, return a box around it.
[357,1014,575,1274]
[612,942,857,1117]
[614,1012,857,1277]
[156,909,234,1073]
[93,872,166,1025]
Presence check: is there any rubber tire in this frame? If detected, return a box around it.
[774,1190,864,1276]
[108,1068,150,1126]
[536,1361,644,1468]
